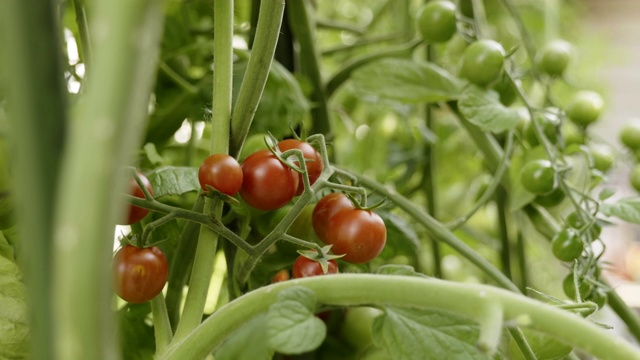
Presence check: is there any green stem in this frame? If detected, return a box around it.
[316,18,364,35]
[158,274,640,360]
[230,0,285,156]
[0,0,67,358]
[322,34,402,56]
[151,294,172,355]
[334,167,520,293]
[423,48,441,278]
[51,0,167,358]
[173,0,234,340]
[607,285,640,342]
[515,229,529,293]
[496,186,512,279]
[72,0,93,67]
[498,0,537,69]
[287,0,331,136]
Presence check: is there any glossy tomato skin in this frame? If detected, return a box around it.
[312,193,354,242]
[278,139,323,195]
[240,150,299,211]
[551,228,583,262]
[112,245,168,304]
[198,154,243,196]
[520,159,556,195]
[126,173,153,225]
[416,1,457,44]
[292,255,338,278]
[326,208,386,264]
[460,39,505,86]
[620,118,640,150]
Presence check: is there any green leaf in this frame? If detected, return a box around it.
[375,264,428,278]
[351,58,463,103]
[147,166,199,197]
[215,314,274,360]
[458,85,521,133]
[599,188,616,201]
[118,304,155,360]
[267,287,326,354]
[601,197,640,224]
[372,306,490,360]
[0,232,29,360]
[509,328,572,360]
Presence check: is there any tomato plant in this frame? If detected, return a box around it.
[124,173,153,225]
[416,1,457,44]
[240,149,299,211]
[111,245,168,304]
[325,208,387,264]
[312,193,354,242]
[4,0,640,359]
[459,39,506,86]
[198,153,243,196]
[277,139,323,195]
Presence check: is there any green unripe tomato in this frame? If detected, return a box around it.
[620,118,640,150]
[561,121,584,147]
[520,159,556,195]
[551,228,583,262]
[565,91,604,127]
[536,39,573,77]
[491,72,517,106]
[340,307,383,350]
[563,272,593,300]
[535,187,565,208]
[416,1,457,44]
[566,211,602,240]
[630,164,640,192]
[589,143,615,173]
[587,288,607,310]
[460,39,505,86]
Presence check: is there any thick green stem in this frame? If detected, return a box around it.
[607,285,640,341]
[151,294,172,355]
[51,0,167,358]
[158,275,640,360]
[287,0,331,136]
[72,0,93,67]
[0,1,67,358]
[335,167,520,293]
[173,0,234,341]
[230,0,285,156]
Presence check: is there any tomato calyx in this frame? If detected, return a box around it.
[298,246,343,275]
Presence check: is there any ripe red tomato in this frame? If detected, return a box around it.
[292,255,338,278]
[240,150,299,211]
[312,193,354,242]
[278,139,323,195]
[111,245,168,304]
[198,154,243,196]
[326,208,386,264]
[125,173,153,225]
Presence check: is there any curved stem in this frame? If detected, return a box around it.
[230,0,285,156]
[158,274,640,360]
[334,167,520,293]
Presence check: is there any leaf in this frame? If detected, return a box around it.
[267,287,326,354]
[372,306,490,360]
[118,304,155,360]
[215,314,274,360]
[601,197,640,224]
[249,60,309,139]
[146,166,199,197]
[0,232,29,360]
[509,328,572,360]
[351,58,463,103]
[458,85,521,133]
[378,212,421,259]
[375,264,428,278]
[599,187,616,201]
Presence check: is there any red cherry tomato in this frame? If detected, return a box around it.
[240,150,299,211]
[111,245,168,304]
[125,173,153,225]
[312,193,354,242]
[278,139,323,195]
[198,154,243,196]
[326,208,386,264]
[292,255,338,278]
